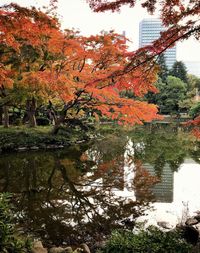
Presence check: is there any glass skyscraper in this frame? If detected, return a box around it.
[139,18,176,69]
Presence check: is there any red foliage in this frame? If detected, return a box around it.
[191,128,200,139]
[185,116,200,127]
[184,116,200,139]
[87,1,200,68]
[0,3,59,50]
[86,0,200,131]
[87,0,136,12]
[0,3,161,126]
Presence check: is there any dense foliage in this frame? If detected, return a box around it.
[87,0,200,135]
[145,59,200,115]
[0,3,161,133]
[0,0,200,134]
[97,227,192,253]
[0,193,31,252]
[189,102,200,119]
[169,61,188,84]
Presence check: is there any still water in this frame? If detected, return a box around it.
[0,125,200,247]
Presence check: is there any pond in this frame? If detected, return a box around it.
[0,124,200,248]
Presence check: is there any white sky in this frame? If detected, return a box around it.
[1,0,200,62]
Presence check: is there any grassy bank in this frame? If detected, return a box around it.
[0,121,137,154]
[0,121,191,154]
[0,125,92,153]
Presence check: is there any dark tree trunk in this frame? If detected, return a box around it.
[51,115,65,135]
[3,105,9,128]
[47,100,56,125]
[51,105,68,134]
[26,97,37,127]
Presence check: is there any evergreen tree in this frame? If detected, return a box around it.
[170,61,188,84]
[156,76,187,114]
[157,54,168,82]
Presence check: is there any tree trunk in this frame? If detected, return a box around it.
[47,100,56,125]
[51,105,68,134]
[51,116,65,135]
[26,97,37,127]
[28,112,37,127]
[3,105,9,128]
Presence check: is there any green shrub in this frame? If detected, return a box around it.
[98,226,192,253]
[189,102,200,119]
[0,193,32,253]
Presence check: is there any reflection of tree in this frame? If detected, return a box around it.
[0,125,197,248]
[0,143,158,248]
[189,142,200,164]
[131,125,189,173]
[134,161,159,202]
[153,154,165,177]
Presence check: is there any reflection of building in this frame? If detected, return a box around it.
[144,163,174,203]
[139,18,177,69]
[184,61,200,77]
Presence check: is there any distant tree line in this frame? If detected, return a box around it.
[145,56,200,116]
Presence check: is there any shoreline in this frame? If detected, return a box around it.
[0,126,93,154]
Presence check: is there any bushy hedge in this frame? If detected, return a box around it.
[98,226,192,253]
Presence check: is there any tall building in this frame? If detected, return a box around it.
[139,18,176,69]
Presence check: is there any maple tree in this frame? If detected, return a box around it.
[0,3,61,127]
[87,0,200,72]
[87,0,200,136]
[48,30,161,134]
[0,2,162,132]
[1,1,200,134]
[0,4,161,133]
[87,0,200,28]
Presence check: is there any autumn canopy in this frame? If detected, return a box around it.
[0,0,200,132]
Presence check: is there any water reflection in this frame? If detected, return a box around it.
[0,146,156,246]
[142,159,200,229]
[0,125,199,246]
[144,163,174,202]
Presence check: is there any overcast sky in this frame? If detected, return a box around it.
[1,0,200,62]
